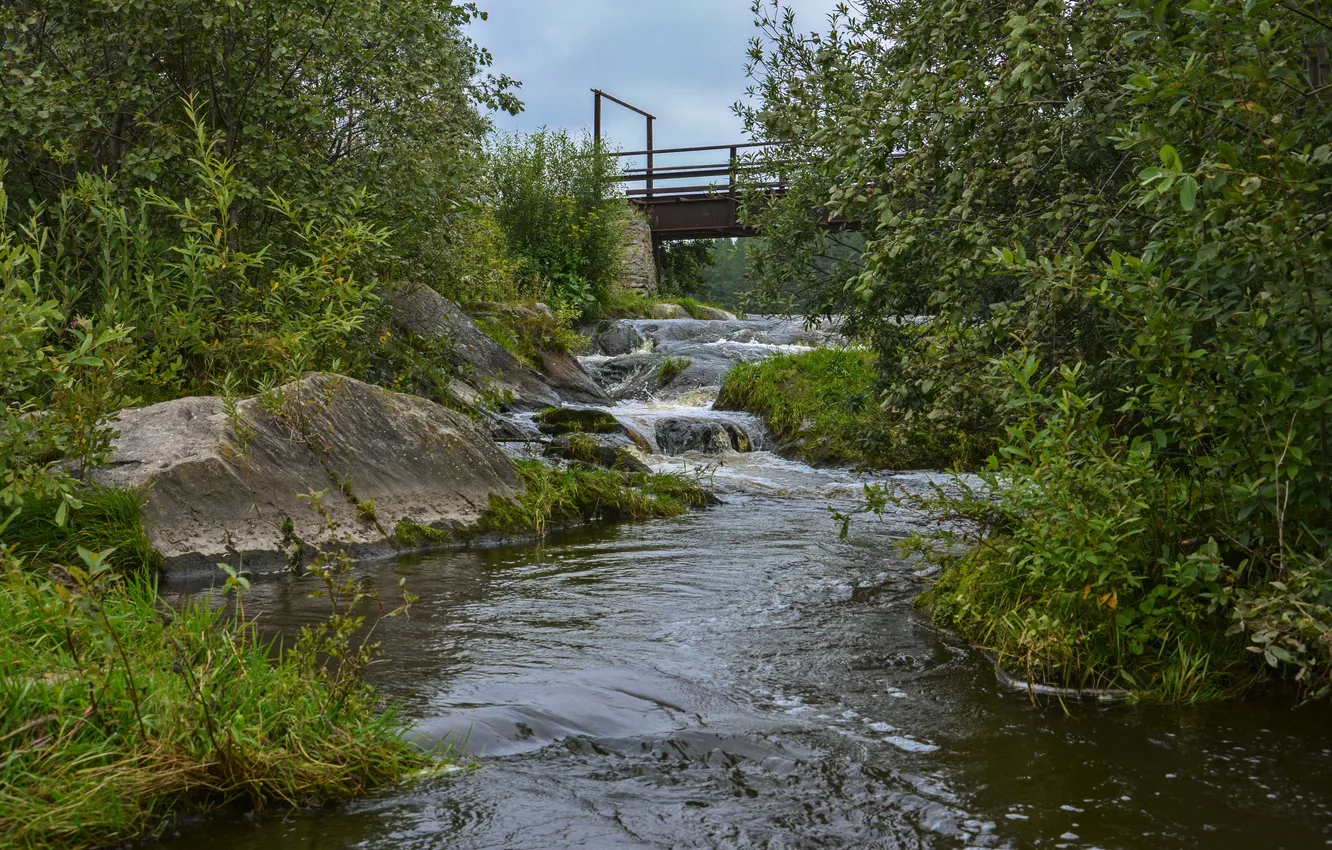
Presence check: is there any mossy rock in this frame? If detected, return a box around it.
[534,407,627,436]
[544,433,652,474]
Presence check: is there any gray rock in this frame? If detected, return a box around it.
[538,349,611,405]
[617,218,658,296]
[544,433,652,474]
[94,374,521,575]
[388,282,559,411]
[650,302,692,320]
[585,321,646,357]
[689,305,738,321]
[485,412,544,443]
[655,417,753,455]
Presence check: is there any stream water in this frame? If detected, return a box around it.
[156,318,1332,849]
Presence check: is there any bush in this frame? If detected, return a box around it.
[717,348,989,469]
[487,130,628,315]
[745,0,1332,697]
[0,0,509,296]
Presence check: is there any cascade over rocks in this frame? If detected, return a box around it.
[94,373,521,575]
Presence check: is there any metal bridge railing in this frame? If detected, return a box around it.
[592,89,785,201]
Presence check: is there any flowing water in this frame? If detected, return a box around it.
[156,318,1332,850]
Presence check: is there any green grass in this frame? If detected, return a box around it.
[715,349,890,467]
[656,357,691,386]
[675,297,731,319]
[476,460,713,538]
[917,539,1250,702]
[1,487,161,574]
[0,563,429,849]
[471,302,587,368]
[716,348,989,469]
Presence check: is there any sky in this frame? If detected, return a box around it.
[464,1,843,151]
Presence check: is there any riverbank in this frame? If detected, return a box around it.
[715,348,990,469]
[0,340,716,848]
[0,559,427,849]
[716,345,1331,702]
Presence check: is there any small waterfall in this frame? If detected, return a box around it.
[496,315,868,497]
[575,315,843,459]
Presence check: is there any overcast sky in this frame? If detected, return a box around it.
[465,1,841,151]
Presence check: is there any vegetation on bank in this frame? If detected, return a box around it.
[592,289,735,320]
[717,348,992,469]
[0,547,426,849]
[744,0,1332,699]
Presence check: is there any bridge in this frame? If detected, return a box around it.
[594,89,786,241]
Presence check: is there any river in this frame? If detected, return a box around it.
[155,317,1332,849]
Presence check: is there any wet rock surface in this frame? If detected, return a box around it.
[654,416,752,455]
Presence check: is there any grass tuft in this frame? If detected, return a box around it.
[656,357,691,386]
[2,487,160,574]
[0,565,428,848]
[476,460,713,539]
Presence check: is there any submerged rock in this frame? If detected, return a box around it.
[95,373,521,575]
[544,433,652,474]
[654,417,753,455]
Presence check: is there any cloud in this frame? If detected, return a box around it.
[467,0,843,149]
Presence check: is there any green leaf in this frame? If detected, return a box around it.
[1179,176,1198,210]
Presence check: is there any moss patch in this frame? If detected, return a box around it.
[393,521,454,547]
[475,460,713,538]
[534,407,624,435]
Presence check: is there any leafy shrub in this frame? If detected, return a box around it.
[717,348,989,469]
[0,0,511,296]
[487,130,628,315]
[745,0,1332,696]
[658,241,715,297]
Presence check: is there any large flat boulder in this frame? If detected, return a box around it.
[95,374,521,575]
[389,282,560,411]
